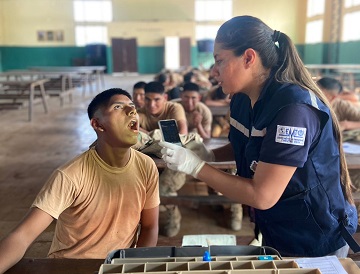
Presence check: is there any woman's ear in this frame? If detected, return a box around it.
[243,48,256,66]
[91,118,104,132]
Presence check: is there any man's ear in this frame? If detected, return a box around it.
[163,93,168,101]
[91,118,104,132]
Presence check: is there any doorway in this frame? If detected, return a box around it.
[111,38,138,74]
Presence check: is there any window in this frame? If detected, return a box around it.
[196,25,219,40]
[305,0,325,44]
[305,20,323,44]
[74,0,112,22]
[195,0,232,22]
[342,11,360,41]
[307,0,325,17]
[75,26,108,46]
[345,0,360,8]
[73,0,112,46]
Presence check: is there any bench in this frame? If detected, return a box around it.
[0,79,49,121]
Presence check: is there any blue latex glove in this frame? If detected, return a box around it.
[159,141,205,178]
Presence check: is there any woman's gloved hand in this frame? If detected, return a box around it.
[159,141,206,178]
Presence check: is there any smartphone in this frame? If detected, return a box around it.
[158,119,183,146]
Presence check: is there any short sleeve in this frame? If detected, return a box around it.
[259,104,321,167]
[169,102,187,122]
[31,170,77,219]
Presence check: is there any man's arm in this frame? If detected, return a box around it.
[192,111,211,139]
[0,207,54,273]
[176,119,188,135]
[136,206,159,247]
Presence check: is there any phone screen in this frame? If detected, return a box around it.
[158,119,182,146]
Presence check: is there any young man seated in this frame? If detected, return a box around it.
[133,81,146,109]
[0,88,159,273]
[317,77,360,131]
[137,81,188,237]
[138,81,188,135]
[180,82,212,139]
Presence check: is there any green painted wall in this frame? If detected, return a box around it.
[302,43,324,64]
[298,41,360,64]
[191,47,199,69]
[2,41,359,73]
[0,46,85,71]
[137,46,164,74]
[339,41,360,63]
[0,45,200,74]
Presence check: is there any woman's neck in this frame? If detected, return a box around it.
[248,68,271,107]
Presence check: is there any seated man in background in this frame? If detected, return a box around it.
[182,68,212,93]
[0,88,159,273]
[180,82,212,139]
[154,71,183,101]
[138,81,188,237]
[317,77,360,131]
[138,81,188,135]
[133,81,146,109]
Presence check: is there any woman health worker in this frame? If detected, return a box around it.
[160,15,358,257]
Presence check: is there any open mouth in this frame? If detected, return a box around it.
[128,119,138,131]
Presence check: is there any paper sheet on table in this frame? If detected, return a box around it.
[343,142,360,154]
[295,256,347,274]
[182,234,236,246]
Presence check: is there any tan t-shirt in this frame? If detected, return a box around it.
[138,101,186,131]
[185,101,213,134]
[32,147,159,259]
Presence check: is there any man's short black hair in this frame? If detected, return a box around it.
[183,71,194,83]
[317,77,343,94]
[87,88,132,119]
[155,73,168,84]
[182,82,200,93]
[133,81,146,89]
[144,81,165,94]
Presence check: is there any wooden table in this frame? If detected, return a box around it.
[4,258,103,274]
[346,153,360,170]
[30,66,106,92]
[0,79,49,121]
[208,105,229,117]
[0,69,86,106]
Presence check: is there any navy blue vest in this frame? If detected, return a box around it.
[229,79,357,257]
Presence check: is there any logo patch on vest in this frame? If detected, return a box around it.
[275,125,306,146]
